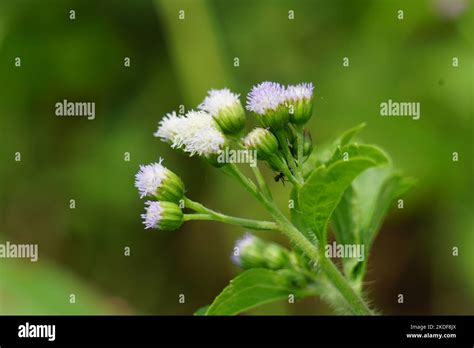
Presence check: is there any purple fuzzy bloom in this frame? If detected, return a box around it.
[246,81,286,115]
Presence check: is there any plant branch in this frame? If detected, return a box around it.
[251,165,273,199]
[222,163,372,315]
[184,197,279,231]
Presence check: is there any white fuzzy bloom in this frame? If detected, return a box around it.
[155,110,225,156]
[285,83,314,102]
[135,158,168,199]
[231,233,255,266]
[198,88,241,117]
[246,81,286,115]
[141,201,163,229]
[154,111,184,144]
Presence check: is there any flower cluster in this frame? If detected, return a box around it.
[137,81,315,231]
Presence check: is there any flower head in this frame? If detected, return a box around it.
[246,82,286,115]
[135,158,185,203]
[199,88,246,135]
[154,110,225,157]
[178,111,226,156]
[199,88,240,117]
[285,83,314,102]
[246,82,289,129]
[153,111,183,144]
[141,200,183,230]
[285,82,314,124]
[243,128,279,160]
[135,160,167,198]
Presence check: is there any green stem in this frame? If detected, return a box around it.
[296,125,304,179]
[319,256,373,315]
[251,165,273,199]
[184,197,279,231]
[275,130,303,183]
[270,155,301,187]
[223,163,372,315]
[183,213,213,221]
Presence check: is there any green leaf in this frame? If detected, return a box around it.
[332,167,416,283]
[205,269,305,316]
[193,305,209,316]
[299,144,389,244]
[303,123,366,177]
[338,122,367,147]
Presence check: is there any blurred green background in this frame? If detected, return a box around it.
[0,0,472,315]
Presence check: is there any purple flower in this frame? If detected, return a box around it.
[246,82,286,115]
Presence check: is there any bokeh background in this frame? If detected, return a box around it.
[0,0,472,315]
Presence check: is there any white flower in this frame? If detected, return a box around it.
[285,83,314,102]
[141,201,163,229]
[134,159,168,198]
[153,111,183,144]
[155,110,225,156]
[246,81,286,115]
[198,88,241,117]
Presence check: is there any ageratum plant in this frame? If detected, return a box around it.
[135,82,415,315]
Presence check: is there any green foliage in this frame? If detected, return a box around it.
[298,144,389,243]
[204,124,413,315]
[332,167,416,285]
[303,122,366,176]
[205,269,310,316]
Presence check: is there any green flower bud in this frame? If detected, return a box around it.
[232,234,291,270]
[142,201,184,230]
[243,128,279,160]
[255,104,290,130]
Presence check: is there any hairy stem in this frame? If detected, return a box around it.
[224,163,373,315]
[319,256,373,315]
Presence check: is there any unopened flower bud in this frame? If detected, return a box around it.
[232,233,291,270]
[285,83,314,125]
[243,128,279,160]
[135,159,185,203]
[141,201,184,230]
[199,88,246,135]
